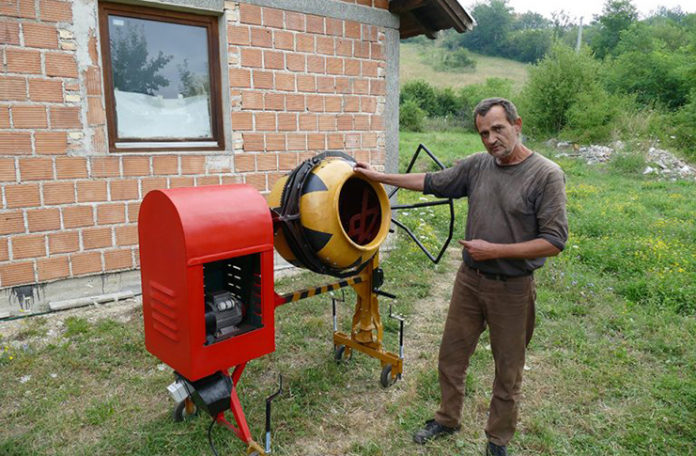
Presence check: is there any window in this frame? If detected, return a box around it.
[99,3,223,151]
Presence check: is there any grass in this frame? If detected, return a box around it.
[400,42,529,91]
[1,131,695,455]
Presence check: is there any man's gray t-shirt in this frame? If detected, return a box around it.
[424,152,568,276]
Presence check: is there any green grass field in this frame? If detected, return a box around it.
[1,132,695,455]
[399,43,529,91]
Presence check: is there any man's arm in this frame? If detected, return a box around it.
[353,162,425,192]
[460,238,561,262]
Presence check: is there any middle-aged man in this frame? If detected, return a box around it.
[353,98,568,456]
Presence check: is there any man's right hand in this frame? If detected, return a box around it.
[353,161,383,181]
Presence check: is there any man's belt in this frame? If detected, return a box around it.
[467,266,533,281]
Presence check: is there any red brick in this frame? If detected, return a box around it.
[317,36,334,55]
[48,231,78,254]
[122,156,150,176]
[62,205,93,228]
[115,224,137,246]
[35,131,67,155]
[153,155,178,174]
[87,96,105,125]
[278,153,298,170]
[244,173,266,191]
[337,39,352,57]
[6,48,41,74]
[362,61,378,77]
[23,23,58,49]
[264,93,284,111]
[265,134,286,151]
[307,55,325,73]
[39,0,72,22]
[308,134,326,150]
[287,133,306,150]
[241,48,262,68]
[0,0,35,19]
[229,68,251,88]
[318,115,337,131]
[13,234,45,259]
[297,75,316,92]
[274,30,294,50]
[37,255,69,281]
[275,73,295,92]
[263,50,283,70]
[326,18,343,36]
[255,113,276,131]
[262,7,283,28]
[19,158,52,181]
[0,22,21,45]
[242,91,264,110]
[231,111,253,130]
[84,66,102,95]
[306,15,324,34]
[234,154,255,172]
[243,133,264,152]
[278,113,297,131]
[104,248,132,270]
[239,3,262,25]
[299,113,318,130]
[317,76,335,93]
[345,59,360,76]
[0,262,35,287]
[335,77,351,94]
[71,251,102,276]
[109,180,139,200]
[6,183,40,207]
[50,106,81,128]
[286,12,305,31]
[355,41,370,58]
[328,133,344,149]
[45,52,78,78]
[257,153,277,171]
[0,158,16,181]
[168,176,194,188]
[0,76,27,101]
[325,96,342,112]
[296,34,314,53]
[28,79,63,102]
[42,181,74,205]
[327,57,343,75]
[0,238,8,261]
[355,115,370,130]
[181,156,205,175]
[92,128,107,153]
[12,105,47,128]
[76,181,107,202]
[55,157,87,179]
[0,211,25,234]
[82,226,112,249]
[286,94,305,112]
[227,25,250,45]
[95,203,124,225]
[250,28,272,48]
[287,54,306,72]
[354,79,369,95]
[0,106,9,128]
[307,95,323,112]
[140,177,166,195]
[345,21,361,39]
[90,157,120,177]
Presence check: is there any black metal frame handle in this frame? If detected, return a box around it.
[389,144,455,264]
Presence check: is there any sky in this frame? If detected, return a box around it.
[468,0,696,22]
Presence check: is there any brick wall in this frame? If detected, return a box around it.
[0,0,390,296]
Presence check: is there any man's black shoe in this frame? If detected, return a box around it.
[412,419,460,444]
[486,441,508,456]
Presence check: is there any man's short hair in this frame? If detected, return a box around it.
[473,98,519,131]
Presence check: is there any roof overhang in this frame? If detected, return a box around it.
[390,0,476,39]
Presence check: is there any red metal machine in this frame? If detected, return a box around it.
[138,149,453,455]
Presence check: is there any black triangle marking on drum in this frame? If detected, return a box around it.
[303,227,332,252]
[302,173,328,194]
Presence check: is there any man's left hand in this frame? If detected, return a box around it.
[460,239,499,261]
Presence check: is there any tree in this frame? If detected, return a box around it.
[591,0,638,59]
[178,59,210,97]
[457,0,514,55]
[110,23,172,95]
[512,11,550,30]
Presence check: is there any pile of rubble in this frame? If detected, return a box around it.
[545,139,696,181]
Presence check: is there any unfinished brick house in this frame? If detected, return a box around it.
[0,0,473,317]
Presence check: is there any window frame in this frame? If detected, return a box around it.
[98,2,224,152]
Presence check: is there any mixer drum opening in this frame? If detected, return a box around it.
[338,177,382,247]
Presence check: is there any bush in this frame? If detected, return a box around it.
[459,78,515,129]
[562,90,633,143]
[667,91,696,162]
[433,48,476,72]
[400,99,426,131]
[519,44,604,138]
[400,80,438,116]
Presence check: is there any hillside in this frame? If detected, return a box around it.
[399,42,529,90]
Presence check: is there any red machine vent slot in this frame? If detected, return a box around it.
[149,281,179,342]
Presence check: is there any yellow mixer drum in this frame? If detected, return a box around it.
[268,153,391,276]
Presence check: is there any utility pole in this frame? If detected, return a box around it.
[576,16,584,52]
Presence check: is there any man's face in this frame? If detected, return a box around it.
[475,105,522,161]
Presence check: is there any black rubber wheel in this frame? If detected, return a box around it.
[380,364,397,388]
[173,399,198,422]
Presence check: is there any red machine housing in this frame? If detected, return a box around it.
[138,184,275,381]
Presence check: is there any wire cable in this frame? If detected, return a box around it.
[207,418,219,456]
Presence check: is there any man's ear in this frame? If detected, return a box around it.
[514,117,522,134]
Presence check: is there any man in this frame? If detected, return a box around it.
[353,98,568,456]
